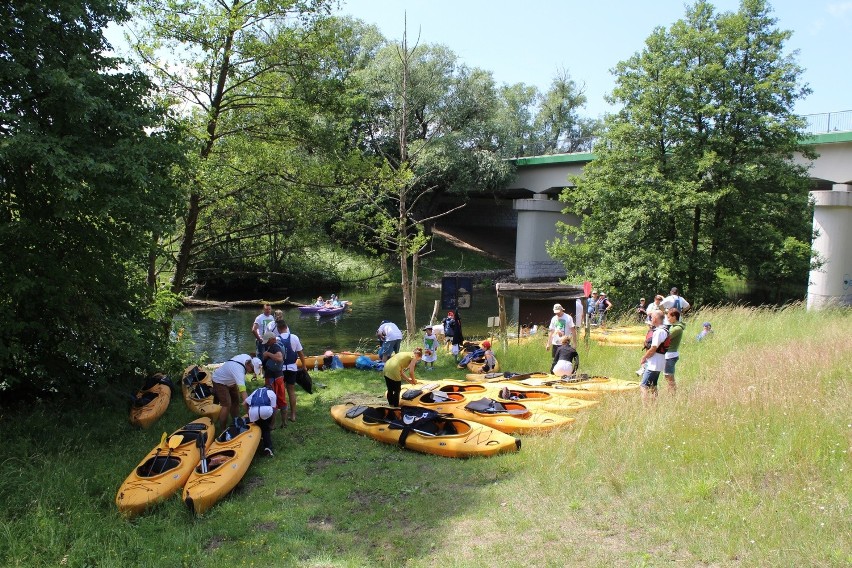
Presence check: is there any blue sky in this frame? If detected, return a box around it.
[336,0,851,119]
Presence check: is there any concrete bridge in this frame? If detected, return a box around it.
[436,115,852,306]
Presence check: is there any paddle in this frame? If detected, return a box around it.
[146,432,168,476]
[483,372,536,383]
[196,432,208,474]
[158,434,184,474]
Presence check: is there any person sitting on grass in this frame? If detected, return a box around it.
[480,341,497,373]
[697,322,713,341]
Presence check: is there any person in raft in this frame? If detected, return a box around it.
[212,354,261,432]
[480,340,497,373]
[244,385,276,457]
[422,325,438,371]
[383,348,423,407]
[551,335,579,376]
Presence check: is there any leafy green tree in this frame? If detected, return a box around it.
[548,0,814,306]
[0,0,185,395]
[533,70,600,154]
[129,0,348,296]
[341,24,513,333]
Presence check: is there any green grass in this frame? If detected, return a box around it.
[1,305,850,567]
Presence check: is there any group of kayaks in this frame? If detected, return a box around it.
[117,365,264,517]
[115,415,262,517]
[330,372,639,459]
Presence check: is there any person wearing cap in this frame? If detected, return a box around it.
[546,303,577,358]
[244,385,277,457]
[261,331,288,428]
[377,320,404,362]
[595,293,613,326]
[639,310,669,403]
[480,340,497,373]
[211,354,259,432]
[422,325,438,371]
[383,348,423,406]
[551,334,579,376]
[585,292,598,326]
[661,287,690,324]
[697,322,713,341]
[636,297,648,323]
[275,320,307,423]
[252,304,275,359]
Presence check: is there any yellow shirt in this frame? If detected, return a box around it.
[383,352,415,382]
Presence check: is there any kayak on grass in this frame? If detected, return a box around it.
[181,365,222,420]
[129,374,173,429]
[183,417,262,515]
[412,380,598,414]
[330,403,520,458]
[116,417,214,518]
[398,386,574,435]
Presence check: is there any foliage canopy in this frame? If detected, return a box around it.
[548,0,815,306]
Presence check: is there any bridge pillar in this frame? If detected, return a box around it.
[807,185,852,309]
[513,195,580,281]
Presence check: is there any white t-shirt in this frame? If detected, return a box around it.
[276,332,304,371]
[548,313,575,346]
[378,322,403,341]
[661,295,690,324]
[646,327,669,372]
[212,354,251,387]
[253,312,276,339]
[246,387,277,421]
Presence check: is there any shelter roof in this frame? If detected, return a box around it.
[496,282,585,301]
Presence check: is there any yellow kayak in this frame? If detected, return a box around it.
[465,359,500,374]
[183,419,262,515]
[517,374,641,393]
[413,380,597,414]
[399,386,573,435]
[129,377,172,429]
[116,417,214,518]
[330,404,520,458]
[181,365,222,420]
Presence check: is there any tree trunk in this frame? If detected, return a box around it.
[687,205,701,294]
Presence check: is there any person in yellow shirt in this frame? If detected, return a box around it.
[382,348,423,406]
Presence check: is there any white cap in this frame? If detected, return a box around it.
[251,357,262,376]
[553,303,564,313]
[249,406,273,421]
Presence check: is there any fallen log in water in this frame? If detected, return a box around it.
[181,297,295,309]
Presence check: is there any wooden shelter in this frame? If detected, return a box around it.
[495,282,586,351]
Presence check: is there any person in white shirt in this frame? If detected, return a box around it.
[639,311,669,403]
[244,386,276,457]
[275,320,307,423]
[661,287,690,324]
[545,303,577,358]
[377,320,404,362]
[212,354,261,431]
[251,304,275,358]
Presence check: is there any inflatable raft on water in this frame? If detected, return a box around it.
[116,417,214,518]
[330,404,520,458]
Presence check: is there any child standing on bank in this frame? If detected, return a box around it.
[422,325,438,371]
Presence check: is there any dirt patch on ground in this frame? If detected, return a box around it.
[349,489,393,508]
[307,515,334,531]
[306,457,352,475]
[254,521,278,532]
[335,393,384,407]
[275,487,311,498]
[241,475,264,491]
[205,536,227,551]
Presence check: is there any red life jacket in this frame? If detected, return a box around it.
[644,325,671,354]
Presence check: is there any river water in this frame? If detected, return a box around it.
[177,287,507,362]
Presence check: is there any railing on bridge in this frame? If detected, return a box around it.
[802,110,852,135]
